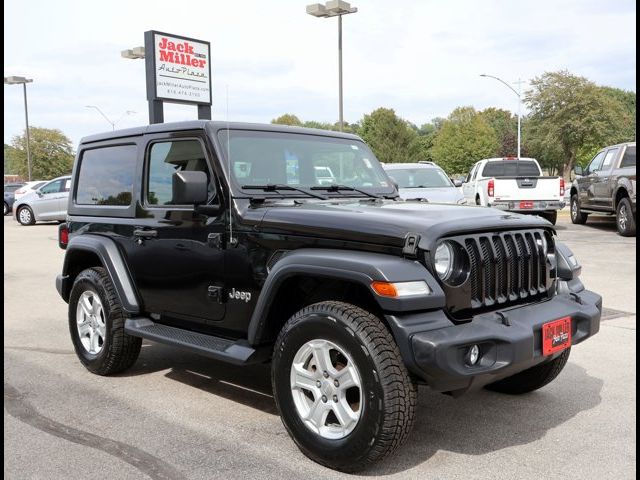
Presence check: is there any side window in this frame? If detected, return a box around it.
[601,148,619,171]
[146,139,213,206]
[621,146,636,168]
[586,151,606,174]
[63,179,71,192]
[471,164,480,180]
[76,145,137,206]
[40,179,63,194]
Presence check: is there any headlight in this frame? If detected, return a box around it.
[434,243,453,279]
[433,241,470,286]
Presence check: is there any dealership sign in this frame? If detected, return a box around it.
[144,30,212,113]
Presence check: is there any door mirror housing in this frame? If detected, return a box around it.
[574,165,583,176]
[172,171,208,205]
[453,180,463,187]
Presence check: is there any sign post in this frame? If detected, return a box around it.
[144,30,212,124]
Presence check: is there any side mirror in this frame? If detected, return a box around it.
[574,165,583,176]
[388,177,399,191]
[172,171,208,205]
[453,180,463,187]
[36,190,43,197]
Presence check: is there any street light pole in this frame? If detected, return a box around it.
[307,1,358,132]
[338,14,343,131]
[86,105,135,131]
[480,73,523,159]
[22,83,32,181]
[5,76,34,181]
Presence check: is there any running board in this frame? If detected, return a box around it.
[125,318,261,365]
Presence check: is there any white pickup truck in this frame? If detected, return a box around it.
[461,157,565,224]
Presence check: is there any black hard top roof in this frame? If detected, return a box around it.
[80,120,362,144]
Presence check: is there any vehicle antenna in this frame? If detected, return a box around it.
[226,85,237,246]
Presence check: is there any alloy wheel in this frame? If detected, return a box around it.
[76,290,106,355]
[290,339,363,439]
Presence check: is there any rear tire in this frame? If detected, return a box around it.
[485,348,570,394]
[570,195,588,224]
[541,211,557,225]
[272,301,416,472]
[3,202,9,216]
[68,267,141,375]
[17,206,35,225]
[616,197,636,236]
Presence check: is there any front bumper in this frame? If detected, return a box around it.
[489,200,565,212]
[386,288,601,394]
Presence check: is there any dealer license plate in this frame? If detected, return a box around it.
[542,317,572,356]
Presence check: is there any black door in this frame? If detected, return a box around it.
[126,134,226,328]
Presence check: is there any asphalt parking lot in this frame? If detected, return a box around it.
[4,213,636,479]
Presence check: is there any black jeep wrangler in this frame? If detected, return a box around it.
[56,121,602,471]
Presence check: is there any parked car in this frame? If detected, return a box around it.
[3,183,24,215]
[383,162,465,204]
[14,180,47,200]
[570,142,636,236]
[462,157,565,224]
[13,175,71,225]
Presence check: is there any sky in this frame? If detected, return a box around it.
[3,0,636,148]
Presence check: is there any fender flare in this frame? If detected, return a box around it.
[58,234,141,314]
[247,248,445,345]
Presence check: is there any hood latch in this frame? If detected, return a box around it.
[403,233,421,258]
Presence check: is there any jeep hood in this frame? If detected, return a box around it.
[253,200,553,251]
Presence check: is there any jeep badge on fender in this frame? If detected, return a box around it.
[55,121,602,472]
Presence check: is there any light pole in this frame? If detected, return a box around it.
[307,0,358,132]
[4,76,34,181]
[480,74,524,159]
[86,105,135,131]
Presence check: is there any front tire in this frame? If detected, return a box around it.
[68,267,141,375]
[616,197,636,236]
[570,195,588,224]
[272,301,416,472]
[17,206,35,225]
[485,348,571,394]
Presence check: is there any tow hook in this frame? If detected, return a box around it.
[496,311,511,326]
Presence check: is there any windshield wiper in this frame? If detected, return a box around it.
[241,184,327,200]
[310,184,381,199]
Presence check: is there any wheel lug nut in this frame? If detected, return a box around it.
[323,371,329,378]
[321,395,327,403]
[334,380,339,387]
[333,395,338,403]
[316,380,321,387]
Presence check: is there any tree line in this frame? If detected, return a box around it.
[3,70,634,182]
[272,70,635,178]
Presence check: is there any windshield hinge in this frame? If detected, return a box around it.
[403,233,420,258]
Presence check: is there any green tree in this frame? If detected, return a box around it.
[524,70,631,179]
[480,108,519,157]
[7,127,75,179]
[431,107,499,174]
[357,108,419,163]
[271,114,303,126]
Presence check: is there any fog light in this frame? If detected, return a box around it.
[466,345,480,366]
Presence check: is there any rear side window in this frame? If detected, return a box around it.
[621,146,636,168]
[76,145,137,205]
[482,160,540,177]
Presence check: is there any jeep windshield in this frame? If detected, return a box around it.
[217,129,395,197]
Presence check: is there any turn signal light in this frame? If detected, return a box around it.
[560,178,565,196]
[488,179,495,197]
[371,281,431,298]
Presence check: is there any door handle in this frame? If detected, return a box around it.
[133,229,158,239]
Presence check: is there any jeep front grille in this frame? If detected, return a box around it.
[462,230,550,309]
